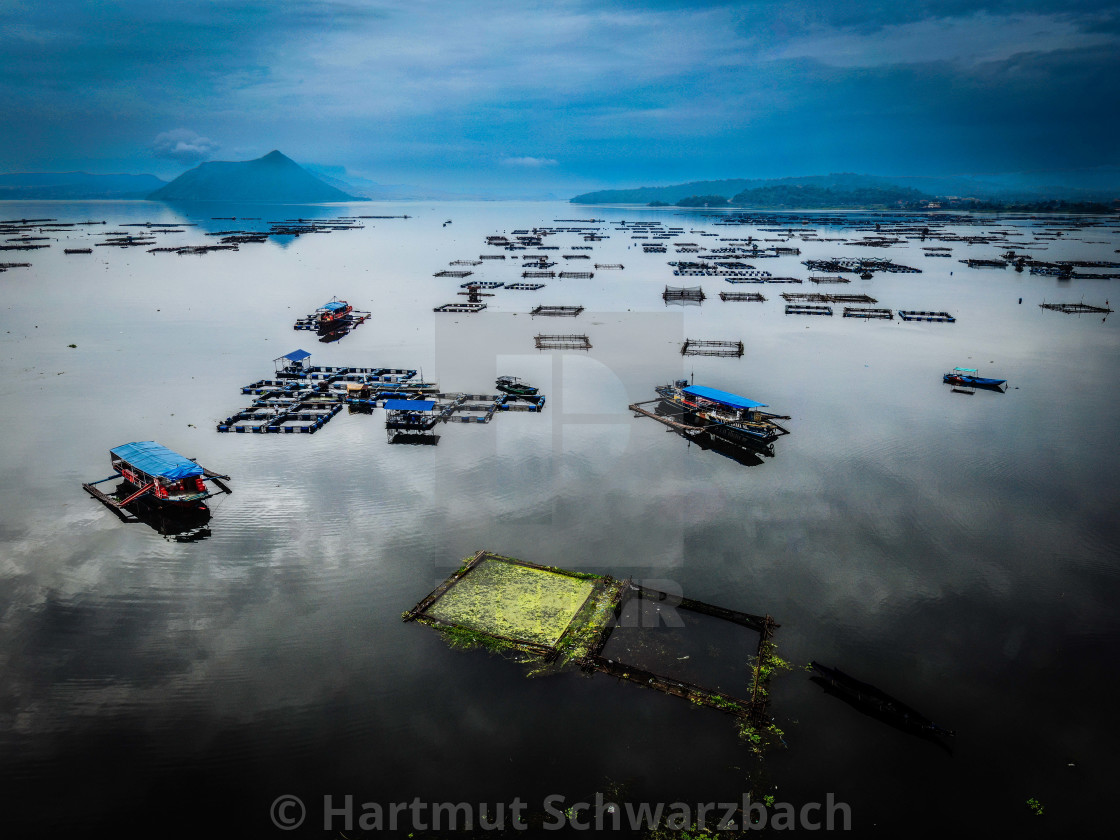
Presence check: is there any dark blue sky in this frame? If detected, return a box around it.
[2,0,1117,194]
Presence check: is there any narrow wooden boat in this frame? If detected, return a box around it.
[810,661,955,747]
[495,376,539,396]
[942,367,1006,390]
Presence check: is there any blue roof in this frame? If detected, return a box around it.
[110,441,205,481]
[384,399,435,412]
[281,349,311,362]
[682,385,766,410]
[320,301,348,312]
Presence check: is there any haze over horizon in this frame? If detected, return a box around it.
[2,0,1118,197]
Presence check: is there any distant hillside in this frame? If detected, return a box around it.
[0,172,167,199]
[573,171,1120,205]
[731,184,928,208]
[572,180,757,205]
[149,151,359,203]
[572,174,940,204]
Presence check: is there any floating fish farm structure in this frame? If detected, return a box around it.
[719,292,766,302]
[786,304,833,316]
[216,350,543,441]
[1039,302,1113,314]
[898,310,956,322]
[681,339,744,357]
[843,307,893,319]
[530,305,584,317]
[404,551,781,728]
[535,334,591,350]
[662,285,706,305]
[783,293,878,303]
[434,302,487,313]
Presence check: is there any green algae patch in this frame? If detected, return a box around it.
[404,551,784,745]
[425,556,596,647]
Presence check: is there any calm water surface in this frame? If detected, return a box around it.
[1,200,1117,836]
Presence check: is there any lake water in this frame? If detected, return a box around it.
[1,200,1117,836]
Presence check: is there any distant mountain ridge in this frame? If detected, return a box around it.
[0,172,167,199]
[148,150,360,203]
[572,171,1120,204]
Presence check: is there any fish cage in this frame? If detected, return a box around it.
[662,285,706,305]
[843,307,893,319]
[785,304,833,316]
[534,334,591,350]
[719,292,766,302]
[434,302,487,313]
[403,551,781,726]
[1039,302,1113,314]
[898,310,955,322]
[681,339,744,357]
[530,305,584,317]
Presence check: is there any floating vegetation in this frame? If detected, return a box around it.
[405,551,784,744]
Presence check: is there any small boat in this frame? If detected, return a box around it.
[495,376,539,396]
[810,661,955,748]
[83,442,231,520]
[942,367,1007,390]
[655,380,790,451]
[316,298,353,331]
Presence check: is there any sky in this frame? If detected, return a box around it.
[1,0,1118,195]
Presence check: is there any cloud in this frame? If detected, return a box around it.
[501,156,558,167]
[770,11,1117,68]
[150,129,220,164]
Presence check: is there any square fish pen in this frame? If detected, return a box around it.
[530,305,584,317]
[403,551,781,726]
[535,334,591,350]
[897,310,955,322]
[843,307,893,319]
[434,302,487,313]
[662,285,706,305]
[785,304,833,316]
[681,339,744,357]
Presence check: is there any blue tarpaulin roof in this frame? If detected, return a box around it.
[682,385,766,410]
[384,399,435,412]
[320,301,348,312]
[110,441,205,481]
[280,349,311,362]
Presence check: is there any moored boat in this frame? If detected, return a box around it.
[495,375,539,396]
[316,298,353,330]
[942,367,1006,390]
[83,442,232,523]
[108,441,228,506]
[655,380,790,450]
